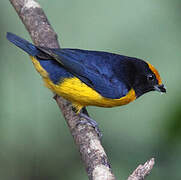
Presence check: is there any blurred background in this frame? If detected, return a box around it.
[0,0,181,179]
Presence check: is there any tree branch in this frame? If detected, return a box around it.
[127,158,155,180]
[9,0,115,179]
[9,0,155,179]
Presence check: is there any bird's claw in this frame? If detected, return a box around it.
[77,113,102,138]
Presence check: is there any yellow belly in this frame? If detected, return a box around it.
[31,56,136,112]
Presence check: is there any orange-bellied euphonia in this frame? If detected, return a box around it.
[7,32,166,118]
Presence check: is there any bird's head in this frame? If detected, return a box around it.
[125,58,166,98]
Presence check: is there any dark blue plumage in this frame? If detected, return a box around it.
[38,48,131,99]
[38,59,73,84]
[7,32,39,56]
[7,32,73,84]
[7,32,131,99]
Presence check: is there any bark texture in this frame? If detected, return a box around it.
[127,158,155,180]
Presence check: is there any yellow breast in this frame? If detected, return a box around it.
[30,56,136,113]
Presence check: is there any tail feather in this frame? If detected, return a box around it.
[6,32,39,56]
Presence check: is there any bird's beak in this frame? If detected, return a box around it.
[154,84,166,93]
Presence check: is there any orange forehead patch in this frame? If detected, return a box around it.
[148,63,162,85]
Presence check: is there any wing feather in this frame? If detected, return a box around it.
[37,48,129,99]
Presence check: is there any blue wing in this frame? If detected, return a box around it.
[6,32,130,98]
[37,48,130,99]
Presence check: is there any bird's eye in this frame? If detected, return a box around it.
[147,74,154,81]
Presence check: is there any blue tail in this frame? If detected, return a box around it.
[6,32,39,56]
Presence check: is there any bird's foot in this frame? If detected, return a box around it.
[53,94,59,100]
[78,113,102,138]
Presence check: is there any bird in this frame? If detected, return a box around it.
[6,32,166,135]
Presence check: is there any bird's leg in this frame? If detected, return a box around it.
[78,108,102,138]
[53,93,59,100]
